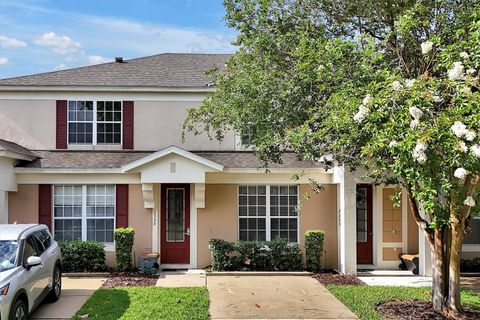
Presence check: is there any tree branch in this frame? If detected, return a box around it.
[406,185,434,246]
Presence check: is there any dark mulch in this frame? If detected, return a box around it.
[375,300,480,320]
[101,271,159,289]
[312,271,365,286]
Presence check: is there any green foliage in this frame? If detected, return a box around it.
[73,287,209,320]
[114,227,135,271]
[58,240,106,272]
[208,237,303,271]
[327,285,480,320]
[305,230,325,272]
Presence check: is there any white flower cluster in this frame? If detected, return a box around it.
[409,106,423,129]
[432,95,443,103]
[448,61,465,80]
[464,196,476,207]
[457,141,468,153]
[389,140,398,148]
[391,81,403,91]
[454,167,468,179]
[405,79,416,88]
[471,145,480,157]
[421,41,434,54]
[460,51,469,59]
[353,95,373,124]
[412,142,427,163]
[451,121,476,141]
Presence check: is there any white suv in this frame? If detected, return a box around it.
[0,224,62,320]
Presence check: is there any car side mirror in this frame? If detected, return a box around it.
[26,256,42,270]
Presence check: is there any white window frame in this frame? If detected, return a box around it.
[52,184,116,244]
[237,184,300,242]
[67,100,123,146]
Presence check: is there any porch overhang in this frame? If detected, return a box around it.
[121,146,224,184]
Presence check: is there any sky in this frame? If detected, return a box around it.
[0,0,236,79]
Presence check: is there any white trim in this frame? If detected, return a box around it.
[159,263,194,269]
[223,168,333,174]
[401,190,408,253]
[122,146,224,172]
[462,244,480,252]
[16,173,140,184]
[190,183,198,268]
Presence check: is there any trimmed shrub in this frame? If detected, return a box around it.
[115,227,135,271]
[208,237,303,271]
[305,230,325,272]
[59,240,106,272]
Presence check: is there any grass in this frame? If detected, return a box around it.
[326,285,480,320]
[72,287,209,320]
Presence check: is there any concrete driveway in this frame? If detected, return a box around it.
[30,277,105,320]
[207,275,357,320]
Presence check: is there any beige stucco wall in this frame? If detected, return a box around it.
[8,184,39,224]
[196,184,339,269]
[0,99,56,149]
[299,184,338,269]
[134,100,235,151]
[197,184,238,268]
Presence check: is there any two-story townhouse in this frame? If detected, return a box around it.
[0,53,478,274]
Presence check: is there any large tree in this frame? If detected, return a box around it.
[184,0,480,315]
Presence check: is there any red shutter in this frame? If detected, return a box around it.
[38,184,52,231]
[56,100,68,149]
[116,184,129,228]
[122,101,134,149]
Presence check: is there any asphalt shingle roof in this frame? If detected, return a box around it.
[0,53,231,88]
[0,139,36,157]
[21,151,324,169]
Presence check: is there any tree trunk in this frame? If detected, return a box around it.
[447,222,464,313]
[431,228,447,313]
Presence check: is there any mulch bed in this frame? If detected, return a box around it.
[101,271,159,289]
[375,300,480,320]
[312,271,365,286]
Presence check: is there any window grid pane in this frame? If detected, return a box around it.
[239,185,298,242]
[54,185,115,243]
[68,101,94,144]
[270,185,298,242]
[96,101,122,144]
[239,185,267,241]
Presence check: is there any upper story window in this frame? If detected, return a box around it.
[68,101,122,145]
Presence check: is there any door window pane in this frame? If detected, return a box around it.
[166,188,185,242]
[356,187,368,243]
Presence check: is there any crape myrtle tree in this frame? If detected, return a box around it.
[184,0,480,315]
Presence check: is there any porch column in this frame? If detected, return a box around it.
[0,191,7,224]
[335,165,357,275]
[418,225,432,276]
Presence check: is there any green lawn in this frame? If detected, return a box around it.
[326,285,480,320]
[72,287,209,320]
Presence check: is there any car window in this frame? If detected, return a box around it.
[23,236,39,265]
[0,240,18,272]
[31,233,46,256]
[35,230,51,251]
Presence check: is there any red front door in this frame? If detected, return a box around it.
[161,184,190,264]
[356,184,373,264]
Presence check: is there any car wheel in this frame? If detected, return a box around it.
[9,299,27,320]
[47,266,62,302]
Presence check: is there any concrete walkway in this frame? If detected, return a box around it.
[358,270,480,293]
[156,269,207,287]
[30,277,105,320]
[207,275,357,320]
